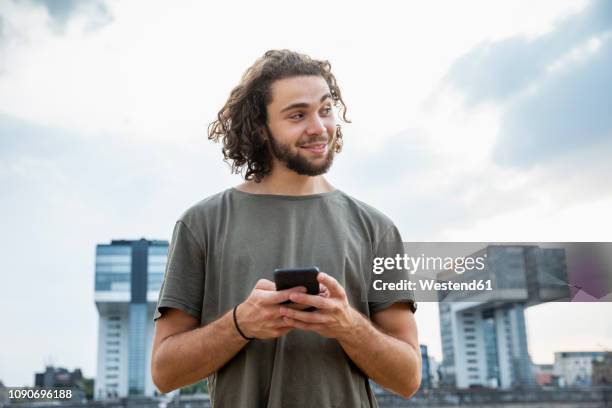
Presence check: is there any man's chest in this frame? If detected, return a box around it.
[201,208,375,313]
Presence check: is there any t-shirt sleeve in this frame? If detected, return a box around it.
[368,225,417,315]
[153,220,205,322]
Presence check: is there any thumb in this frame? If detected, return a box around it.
[255,278,276,291]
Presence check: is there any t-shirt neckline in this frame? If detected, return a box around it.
[230,187,341,200]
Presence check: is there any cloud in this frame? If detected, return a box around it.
[0,112,237,386]
[442,0,612,168]
[0,0,112,81]
[493,37,612,166]
[25,0,112,30]
[446,0,612,105]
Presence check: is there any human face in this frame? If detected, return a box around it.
[264,75,338,176]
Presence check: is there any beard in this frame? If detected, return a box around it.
[266,128,336,176]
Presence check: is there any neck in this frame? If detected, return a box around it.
[236,159,335,196]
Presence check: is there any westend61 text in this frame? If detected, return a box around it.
[372,279,493,291]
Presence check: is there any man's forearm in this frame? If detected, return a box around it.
[152,310,248,393]
[337,311,421,398]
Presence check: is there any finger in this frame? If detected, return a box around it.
[282,317,326,332]
[288,292,334,310]
[261,286,307,304]
[280,307,329,324]
[317,272,345,298]
[319,284,330,298]
[270,326,293,337]
[272,319,295,329]
[285,302,313,311]
[255,279,276,291]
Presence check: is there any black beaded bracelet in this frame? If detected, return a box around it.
[233,304,255,341]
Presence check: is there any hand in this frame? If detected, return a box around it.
[235,279,306,339]
[279,272,363,340]
[285,283,330,310]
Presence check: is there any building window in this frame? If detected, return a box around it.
[468,367,479,372]
[464,328,475,333]
[468,359,477,363]
[467,351,477,356]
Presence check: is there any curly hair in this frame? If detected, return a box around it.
[207,49,351,182]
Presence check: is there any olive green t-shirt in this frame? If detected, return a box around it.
[153,187,416,407]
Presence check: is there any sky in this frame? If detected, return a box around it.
[1,0,611,387]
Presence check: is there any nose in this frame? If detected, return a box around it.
[306,116,326,136]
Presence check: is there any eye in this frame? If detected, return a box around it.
[289,113,304,120]
[321,107,333,115]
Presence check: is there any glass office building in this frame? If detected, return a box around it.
[438,245,569,389]
[420,344,432,389]
[94,239,168,399]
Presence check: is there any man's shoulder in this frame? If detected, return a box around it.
[336,190,397,233]
[176,189,232,226]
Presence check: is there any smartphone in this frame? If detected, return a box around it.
[274,266,320,310]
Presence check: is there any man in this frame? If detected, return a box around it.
[151,49,421,407]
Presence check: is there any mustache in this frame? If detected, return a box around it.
[298,135,330,146]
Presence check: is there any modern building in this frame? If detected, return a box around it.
[428,357,441,388]
[0,381,8,405]
[592,352,612,386]
[94,238,169,399]
[554,351,607,387]
[35,366,84,388]
[33,366,89,400]
[420,344,431,389]
[532,363,560,388]
[368,346,432,393]
[438,245,570,389]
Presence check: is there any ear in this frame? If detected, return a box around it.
[258,124,271,142]
[258,127,267,140]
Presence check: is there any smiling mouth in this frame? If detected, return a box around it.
[299,142,328,155]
